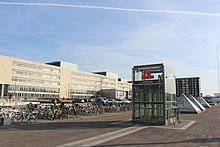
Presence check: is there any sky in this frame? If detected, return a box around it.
[0,0,220,95]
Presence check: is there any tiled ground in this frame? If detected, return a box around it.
[1,105,220,147]
[0,112,132,147]
[97,105,220,147]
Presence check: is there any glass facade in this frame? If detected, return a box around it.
[133,85,164,122]
[132,64,176,125]
[7,85,59,99]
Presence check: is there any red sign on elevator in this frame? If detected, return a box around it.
[142,70,154,80]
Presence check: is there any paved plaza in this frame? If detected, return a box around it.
[99,105,220,147]
[0,112,132,147]
[1,105,220,147]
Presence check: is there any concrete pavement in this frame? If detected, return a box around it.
[1,105,220,147]
[97,105,220,147]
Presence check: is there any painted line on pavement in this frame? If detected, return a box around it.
[151,120,196,130]
[180,120,196,130]
[57,125,148,147]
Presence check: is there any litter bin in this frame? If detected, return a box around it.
[0,117,11,126]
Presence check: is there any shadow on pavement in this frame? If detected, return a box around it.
[0,120,133,131]
[96,137,220,146]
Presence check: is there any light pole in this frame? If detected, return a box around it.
[217,46,220,93]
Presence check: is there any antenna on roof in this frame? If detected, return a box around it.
[216,45,220,93]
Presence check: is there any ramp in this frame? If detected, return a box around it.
[177,94,202,114]
[195,97,211,108]
[188,95,206,111]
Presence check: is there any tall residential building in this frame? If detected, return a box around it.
[176,77,201,97]
[0,55,131,100]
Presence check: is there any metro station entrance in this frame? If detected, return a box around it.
[132,63,176,125]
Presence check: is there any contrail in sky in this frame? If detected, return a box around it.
[0,1,220,17]
[193,35,220,38]
[183,35,220,38]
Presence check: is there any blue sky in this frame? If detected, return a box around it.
[0,0,220,95]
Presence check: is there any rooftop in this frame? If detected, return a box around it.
[176,77,200,79]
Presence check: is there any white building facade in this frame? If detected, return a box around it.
[0,55,131,100]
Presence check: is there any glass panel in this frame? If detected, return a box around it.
[134,104,140,118]
[134,70,143,81]
[134,87,140,102]
[140,107,145,119]
[139,85,164,102]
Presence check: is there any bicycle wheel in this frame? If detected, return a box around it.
[47,110,55,121]
[12,113,23,124]
[28,116,37,123]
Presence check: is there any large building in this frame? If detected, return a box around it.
[132,63,177,125]
[0,55,131,100]
[176,77,201,97]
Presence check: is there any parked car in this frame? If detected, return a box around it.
[102,97,108,103]
[205,100,216,105]
[93,98,107,105]
[114,99,124,104]
[106,99,116,104]
[122,99,132,104]
[88,98,95,102]
[72,99,85,103]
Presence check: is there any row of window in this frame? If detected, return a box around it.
[71,82,117,90]
[72,73,117,83]
[72,77,116,84]
[71,95,92,99]
[72,81,115,87]
[13,61,60,74]
[72,79,101,84]
[72,84,100,90]
[8,85,60,93]
[72,75,101,81]
[13,93,59,99]
[13,69,60,80]
[11,77,129,91]
[12,77,60,86]
[70,90,97,95]
[176,81,200,84]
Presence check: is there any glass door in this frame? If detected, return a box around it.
[133,84,165,123]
